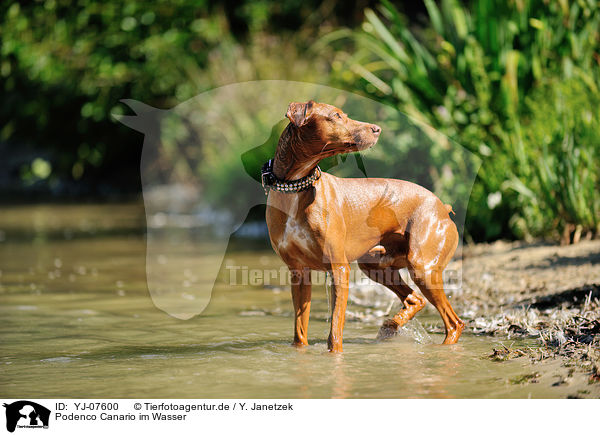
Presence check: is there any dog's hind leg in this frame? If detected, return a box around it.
[410,268,464,344]
[407,216,464,344]
[358,250,426,339]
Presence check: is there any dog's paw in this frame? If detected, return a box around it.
[377,319,400,340]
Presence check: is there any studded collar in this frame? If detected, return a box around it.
[261,159,321,195]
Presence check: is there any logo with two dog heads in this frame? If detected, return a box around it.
[3,401,50,433]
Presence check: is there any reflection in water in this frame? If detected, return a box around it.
[0,203,560,399]
[331,354,350,399]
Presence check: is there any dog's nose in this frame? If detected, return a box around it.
[371,124,381,135]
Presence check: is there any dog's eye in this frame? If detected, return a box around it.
[334,113,342,120]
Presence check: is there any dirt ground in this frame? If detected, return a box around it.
[451,239,600,391]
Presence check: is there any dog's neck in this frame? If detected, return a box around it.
[273,124,321,181]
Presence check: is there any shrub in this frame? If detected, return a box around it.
[325,0,600,242]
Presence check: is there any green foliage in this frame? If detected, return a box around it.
[3,0,598,243]
[515,79,600,240]
[0,0,334,195]
[327,0,600,241]
[1,0,224,193]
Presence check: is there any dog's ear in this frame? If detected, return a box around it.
[286,101,314,127]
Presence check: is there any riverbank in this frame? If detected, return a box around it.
[453,239,600,393]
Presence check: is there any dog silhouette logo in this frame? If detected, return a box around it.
[3,401,50,432]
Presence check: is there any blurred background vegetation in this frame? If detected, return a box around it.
[1,0,598,244]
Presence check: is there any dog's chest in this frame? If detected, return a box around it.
[267,196,322,266]
[277,218,316,255]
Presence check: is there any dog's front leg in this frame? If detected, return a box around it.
[290,268,311,347]
[327,261,350,353]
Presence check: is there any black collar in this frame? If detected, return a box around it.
[261,159,321,195]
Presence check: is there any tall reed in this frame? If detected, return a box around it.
[325,0,600,242]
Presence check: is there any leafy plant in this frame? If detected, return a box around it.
[326,0,600,242]
[516,79,600,242]
[0,0,336,196]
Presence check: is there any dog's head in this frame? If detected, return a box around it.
[285,101,381,157]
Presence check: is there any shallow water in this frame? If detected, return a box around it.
[0,203,574,398]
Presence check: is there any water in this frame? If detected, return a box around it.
[0,203,570,398]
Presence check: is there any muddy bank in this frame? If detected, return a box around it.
[451,239,600,389]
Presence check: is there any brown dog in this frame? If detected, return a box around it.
[263,101,464,352]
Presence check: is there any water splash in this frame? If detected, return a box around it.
[397,319,433,344]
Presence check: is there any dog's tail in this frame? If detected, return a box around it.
[444,204,455,216]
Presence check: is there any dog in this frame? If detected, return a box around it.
[262,101,464,352]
